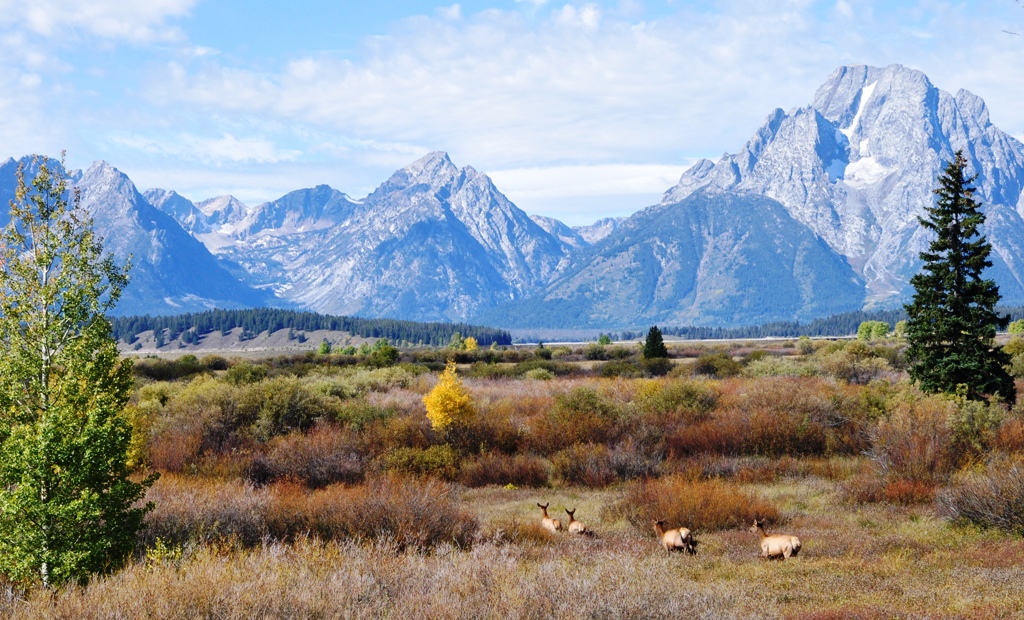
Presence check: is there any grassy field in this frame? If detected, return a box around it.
[4,338,1024,618]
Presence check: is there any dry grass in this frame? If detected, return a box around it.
[7,476,1024,618]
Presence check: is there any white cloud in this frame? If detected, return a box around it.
[557,4,602,30]
[438,4,462,21]
[488,163,690,200]
[0,0,195,42]
[113,133,301,165]
[835,1,853,18]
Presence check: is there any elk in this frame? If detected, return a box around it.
[749,519,801,560]
[537,503,563,533]
[653,520,697,554]
[565,508,591,535]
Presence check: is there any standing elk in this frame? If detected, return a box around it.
[653,520,697,554]
[537,503,563,533]
[749,519,801,560]
[565,508,591,536]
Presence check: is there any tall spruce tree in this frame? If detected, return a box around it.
[904,151,1014,402]
[0,155,154,586]
[642,325,669,359]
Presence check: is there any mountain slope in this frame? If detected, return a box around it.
[664,63,1024,307]
[279,152,573,320]
[0,158,278,316]
[483,187,864,328]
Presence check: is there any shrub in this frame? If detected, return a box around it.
[524,368,554,380]
[609,475,781,534]
[245,425,366,488]
[551,443,618,487]
[143,474,478,550]
[362,415,432,457]
[742,356,818,378]
[423,361,475,431]
[584,342,608,360]
[459,453,549,487]
[797,335,815,355]
[641,357,673,377]
[948,390,1006,456]
[225,362,268,385]
[868,394,956,483]
[133,355,207,381]
[632,379,718,423]
[994,416,1024,452]
[330,400,397,431]
[818,342,890,384]
[597,359,647,378]
[881,479,936,505]
[531,387,619,453]
[382,445,460,480]
[939,455,1024,534]
[200,355,229,371]
[691,353,741,377]
[254,376,343,440]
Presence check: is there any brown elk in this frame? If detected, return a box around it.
[749,519,801,560]
[565,508,591,535]
[537,503,563,533]
[653,520,696,554]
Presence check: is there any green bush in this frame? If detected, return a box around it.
[583,342,608,361]
[524,368,554,380]
[254,377,343,440]
[597,359,647,378]
[225,362,268,386]
[382,445,461,480]
[691,353,742,377]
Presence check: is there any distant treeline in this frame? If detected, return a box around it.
[109,308,513,347]
[616,306,1024,341]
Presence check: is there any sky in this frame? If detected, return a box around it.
[0,1,1022,226]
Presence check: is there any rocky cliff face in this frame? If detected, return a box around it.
[0,158,276,315]
[484,187,864,328]
[663,63,1024,308]
[275,152,574,320]
[167,152,574,321]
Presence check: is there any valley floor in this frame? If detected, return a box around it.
[6,474,1023,619]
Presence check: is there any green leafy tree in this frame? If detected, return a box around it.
[857,320,889,341]
[598,334,612,346]
[366,338,399,367]
[1008,319,1024,335]
[642,326,669,359]
[0,155,155,587]
[904,151,1014,402]
[317,339,332,355]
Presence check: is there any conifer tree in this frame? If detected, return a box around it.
[905,151,1014,402]
[0,155,155,586]
[642,326,668,359]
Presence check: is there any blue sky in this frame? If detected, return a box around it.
[1,0,1022,225]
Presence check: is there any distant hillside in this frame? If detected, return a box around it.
[110,308,512,349]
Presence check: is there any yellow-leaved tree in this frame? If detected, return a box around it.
[463,336,479,351]
[423,360,475,430]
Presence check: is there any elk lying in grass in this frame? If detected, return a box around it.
[537,503,563,533]
[653,520,697,554]
[565,508,592,536]
[749,519,801,560]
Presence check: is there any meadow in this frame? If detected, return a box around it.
[4,337,1024,618]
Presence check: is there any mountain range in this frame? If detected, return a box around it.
[3,63,1023,328]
